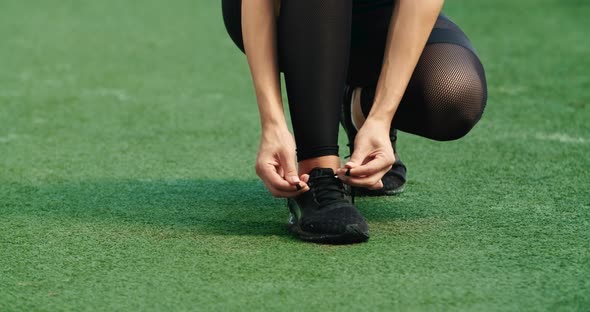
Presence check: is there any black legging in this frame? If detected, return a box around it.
[222,0,487,161]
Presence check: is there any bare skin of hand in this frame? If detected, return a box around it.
[336,120,395,190]
[255,125,310,198]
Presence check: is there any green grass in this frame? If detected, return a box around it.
[1,0,589,311]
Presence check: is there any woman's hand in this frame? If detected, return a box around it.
[255,125,310,198]
[336,119,395,190]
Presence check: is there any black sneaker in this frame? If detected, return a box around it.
[340,86,407,196]
[287,168,369,244]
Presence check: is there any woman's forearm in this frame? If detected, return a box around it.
[367,0,444,126]
[242,0,286,130]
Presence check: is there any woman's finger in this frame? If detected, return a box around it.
[336,155,390,178]
[278,151,302,186]
[258,164,309,193]
[339,174,384,188]
[367,180,384,190]
[337,164,390,188]
[277,166,285,180]
[266,183,310,198]
[347,155,392,177]
[347,151,368,168]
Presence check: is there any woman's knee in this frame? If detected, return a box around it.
[428,67,487,141]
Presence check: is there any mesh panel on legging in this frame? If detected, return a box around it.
[358,16,487,141]
[278,0,353,160]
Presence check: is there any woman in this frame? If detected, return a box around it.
[221,0,487,244]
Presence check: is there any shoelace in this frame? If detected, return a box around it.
[310,175,349,206]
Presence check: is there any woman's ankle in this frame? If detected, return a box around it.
[351,87,367,130]
[298,155,341,174]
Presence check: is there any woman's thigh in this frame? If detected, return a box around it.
[349,7,487,140]
[348,5,478,85]
[347,0,394,86]
[221,0,245,53]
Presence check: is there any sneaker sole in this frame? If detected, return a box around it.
[384,183,406,195]
[287,219,369,244]
[353,182,406,197]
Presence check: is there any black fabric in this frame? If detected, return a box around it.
[221,0,487,158]
[278,0,352,160]
[221,0,244,53]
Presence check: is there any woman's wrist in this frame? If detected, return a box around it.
[365,86,401,127]
[365,114,393,129]
[365,104,395,132]
[256,96,289,132]
[260,114,289,133]
[360,115,392,136]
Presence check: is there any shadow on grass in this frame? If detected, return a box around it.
[3,179,433,236]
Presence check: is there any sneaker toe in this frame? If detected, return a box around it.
[300,205,368,236]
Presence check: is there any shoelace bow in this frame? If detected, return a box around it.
[310,175,352,206]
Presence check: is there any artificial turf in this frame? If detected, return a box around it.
[1,0,589,311]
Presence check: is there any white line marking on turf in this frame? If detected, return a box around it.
[496,85,527,96]
[83,88,134,102]
[0,134,18,143]
[535,133,588,144]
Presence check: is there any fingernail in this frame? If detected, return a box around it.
[290,176,300,183]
